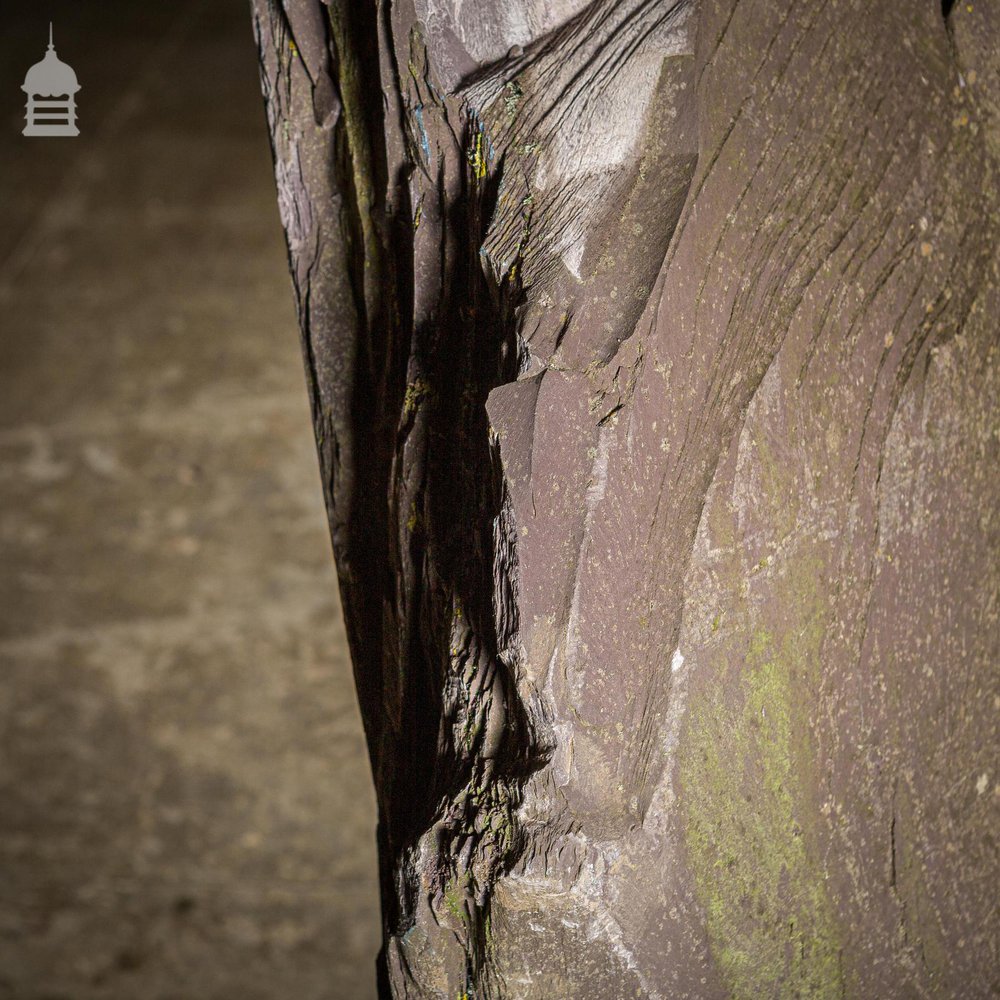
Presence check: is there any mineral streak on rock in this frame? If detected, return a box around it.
[252,0,1000,995]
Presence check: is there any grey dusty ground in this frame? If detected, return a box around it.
[0,2,379,997]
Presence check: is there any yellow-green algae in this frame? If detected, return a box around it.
[442,870,469,922]
[326,6,381,313]
[679,559,844,998]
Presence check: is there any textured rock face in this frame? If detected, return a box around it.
[252,0,1000,996]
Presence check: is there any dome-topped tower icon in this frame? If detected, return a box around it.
[22,24,80,137]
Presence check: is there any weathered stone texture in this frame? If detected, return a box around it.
[254,0,999,995]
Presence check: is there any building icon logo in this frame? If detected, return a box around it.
[22,24,80,137]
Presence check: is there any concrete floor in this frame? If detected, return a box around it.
[0,3,380,997]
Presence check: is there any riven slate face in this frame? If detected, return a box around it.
[252,1,1000,996]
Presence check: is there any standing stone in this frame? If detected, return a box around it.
[252,1,1000,996]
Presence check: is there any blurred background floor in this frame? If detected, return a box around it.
[0,2,380,997]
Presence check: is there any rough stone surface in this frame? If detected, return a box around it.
[0,2,378,997]
[254,0,1000,997]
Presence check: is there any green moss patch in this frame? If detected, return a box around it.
[680,597,843,997]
